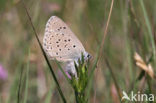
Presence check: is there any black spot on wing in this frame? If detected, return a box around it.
[73,45,76,48]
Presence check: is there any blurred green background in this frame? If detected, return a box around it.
[0,0,156,103]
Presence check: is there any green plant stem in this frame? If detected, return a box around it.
[74,91,86,103]
[75,91,79,103]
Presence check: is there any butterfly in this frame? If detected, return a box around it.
[43,16,91,77]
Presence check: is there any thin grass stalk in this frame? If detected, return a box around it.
[86,0,114,101]
[85,79,92,102]
[98,0,114,57]
[147,76,152,94]
[104,57,122,102]
[7,58,24,103]
[139,0,156,64]
[17,67,23,103]
[124,0,134,82]
[93,0,114,102]
[89,0,114,76]
[44,84,55,103]
[23,49,30,103]
[44,75,56,103]
[21,1,67,102]
[89,0,114,87]
[0,95,1,103]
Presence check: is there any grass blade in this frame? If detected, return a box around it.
[7,60,24,103]
[88,0,114,81]
[17,67,24,103]
[91,0,114,101]
[44,84,56,103]
[23,49,30,103]
[104,57,122,102]
[21,1,67,102]
[139,0,156,64]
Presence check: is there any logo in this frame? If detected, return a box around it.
[122,91,155,102]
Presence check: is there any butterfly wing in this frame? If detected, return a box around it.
[43,16,85,62]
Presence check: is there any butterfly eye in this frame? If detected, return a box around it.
[87,54,92,59]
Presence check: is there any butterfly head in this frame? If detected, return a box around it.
[83,51,92,61]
